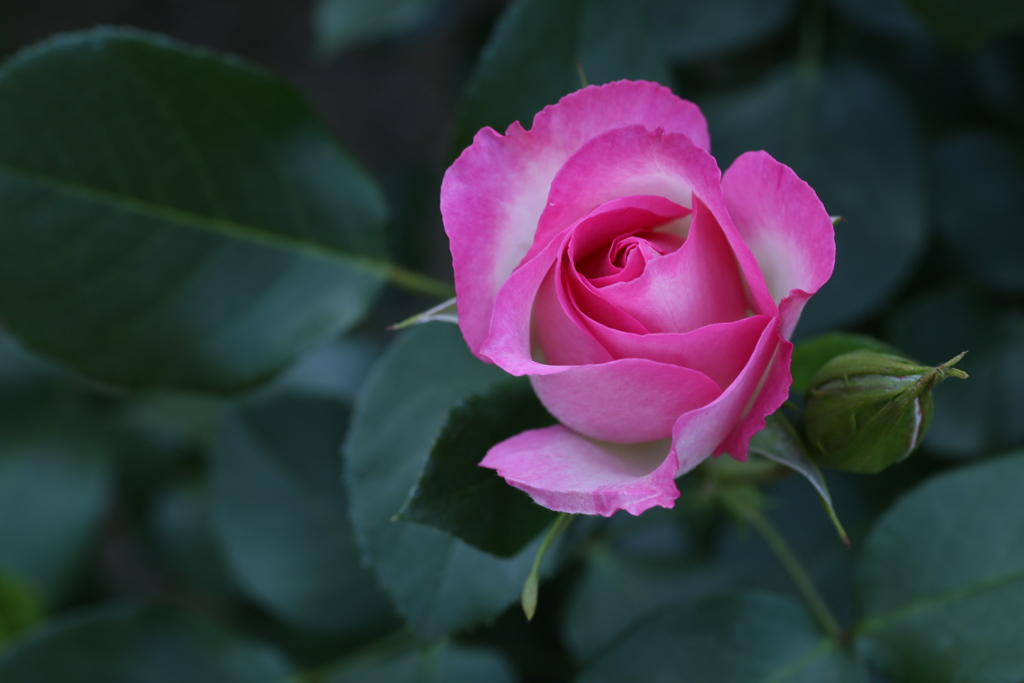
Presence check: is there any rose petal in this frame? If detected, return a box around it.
[530,359,722,443]
[669,316,790,474]
[591,196,750,333]
[480,426,678,516]
[722,151,836,338]
[443,81,709,356]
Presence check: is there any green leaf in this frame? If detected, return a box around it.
[830,0,929,37]
[396,380,556,557]
[323,641,518,683]
[932,133,1024,294]
[749,414,848,545]
[644,0,798,62]
[0,27,390,393]
[0,573,44,651]
[791,333,900,394]
[886,286,1024,457]
[0,605,293,683]
[312,0,440,58]
[0,403,113,603]
[702,61,926,336]
[452,0,670,154]
[210,394,396,636]
[904,0,1024,48]
[855,451,1024,682]
[345,323,554,641]
[578,592,867,683]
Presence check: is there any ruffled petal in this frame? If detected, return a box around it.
[443,81,709,356]
[722,151,836,338]
[530,359,722,443]
[480,426,678,516]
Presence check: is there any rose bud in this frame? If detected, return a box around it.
[804,350,968,474]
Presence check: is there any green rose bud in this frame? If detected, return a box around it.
[804,350,968,474]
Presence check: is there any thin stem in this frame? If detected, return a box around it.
[386,264,455,299]
[721,488,844,642]
[522,513,574,620]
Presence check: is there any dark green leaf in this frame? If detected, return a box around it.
[312,0,440,57]
[0,28,389,393]
[323,641,518,683]
[886,286,1024,457]
[932,133,1024,293]
[210,394,396,636]
[396,380,556,557]
[856,451,1024,682]
[345,324,554,641]
[452,0,670,154]
[644,0,798,62]
[904,0,1024,48]
[0,404,113,603]
[702,62,926,336]
[792,333,900,394]
[830,0,929,37]
[578,592,867,683]
[0,605,293,683]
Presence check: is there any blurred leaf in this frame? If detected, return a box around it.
[0,605,293,682]
[0,27,389,393]
[149,478,241,601]
[345,324,555,641]
[396,380,556,557]
[644,0,798,62]
[886,287,1024,457]
[0,573,44,651]
[904,0,1024,48]
[211,394,396,636]
[703,61,926,336]
[452,0,670,154]
[829,0,929,37]
[312,0,440,58]
[749,414,848,545]
[323,641,518,683]
[932,132,1024,293]
[578,592,867,683]
[856,451,1024,682]
[792,333,900,394]
[0,405,113,602]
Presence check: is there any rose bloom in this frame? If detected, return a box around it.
[442,81,835,517]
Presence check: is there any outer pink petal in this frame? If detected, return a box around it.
[480,426,679,516]
[669,317,789,474]
[443,81,709,356]
[530,359,722,443]
[722,151,836,338]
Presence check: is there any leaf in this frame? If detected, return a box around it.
[702,61,926,336]
[210,393,396,636]
[0,402,113,603]
[323,642,518,683]
[452,0,670,154]
[0,27,390,393]
[904,0,1024,48]
[344,323,554,641]
[791,333,900,394]
[0,573,44,651]
[396,380,556,557]
[0,605,293,683]
[644,0,798,62]
[886,286,1024,457]
[855,451,1024,682]
[312,0,440,58]
[750,414,848,545]
[932,132,1024,294]
[578,592,867,683]
[829,0,930,37]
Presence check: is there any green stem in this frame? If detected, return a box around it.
[787,0,825,168]
[721,488,844,642]
[522,513,573,620]
[386,264,455,299]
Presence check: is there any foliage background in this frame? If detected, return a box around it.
[0,0,1022,681]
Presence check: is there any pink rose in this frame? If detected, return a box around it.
[442,81,835,517]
